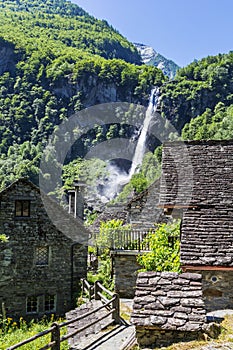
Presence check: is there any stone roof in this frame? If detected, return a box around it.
[126,179,168,230]
[88,205,129,234]
[159,140,233,207]
[181,206,233,266]
[131,271,206,332]
[159,140,233,267]
[0,178,90,244]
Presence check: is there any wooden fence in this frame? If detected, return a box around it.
[7,280,120,350]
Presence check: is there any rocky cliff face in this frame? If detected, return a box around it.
[134,43,180,79]
[159,81,221,132]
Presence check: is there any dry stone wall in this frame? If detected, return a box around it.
[187,270,233,312]
[131,271,208,347]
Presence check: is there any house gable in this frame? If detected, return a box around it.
[0,178,88,318]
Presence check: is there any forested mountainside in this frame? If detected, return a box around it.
[159,53,233,132]
[0,0,233,202]
[0,0,165,188]
[111,51,233,204]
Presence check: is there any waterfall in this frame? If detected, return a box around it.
[96,87,160,203]
[129,87,159,177]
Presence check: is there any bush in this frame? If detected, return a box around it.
[137,220,181,272]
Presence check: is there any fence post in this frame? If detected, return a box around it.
[112,293,120,324]
[94,281,101,300]
[89,285,92,301]
[138,234,141,252]
[81,278,84,296]
[51,322,60,350]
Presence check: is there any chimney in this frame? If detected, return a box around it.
[68,180,86,220]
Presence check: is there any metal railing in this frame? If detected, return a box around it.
[94,229,151,252]
[7,280,120,350]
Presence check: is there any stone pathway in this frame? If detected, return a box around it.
[68,299,136,350]
[71,324,135,350]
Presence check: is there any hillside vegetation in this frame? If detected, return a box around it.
[0,0,165,189]
[0,0,233,200]
[160,53,233,132]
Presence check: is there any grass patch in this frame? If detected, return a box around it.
[0,316,69,350]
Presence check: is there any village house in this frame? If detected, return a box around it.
[0,178,89,319]
[131,139,233,347]
[159,139,233,311]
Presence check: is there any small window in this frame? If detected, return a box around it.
[15,200,30,217]
[26,296,38,313]
[35,246,49,266]
[44,294,56,312]
[211,276,218,283]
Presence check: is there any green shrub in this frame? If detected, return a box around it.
[137,220,181,272]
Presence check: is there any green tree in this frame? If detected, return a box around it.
[130,173,148,193]
[96,219,131,251]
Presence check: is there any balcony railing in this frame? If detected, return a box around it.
[93,229,151,252]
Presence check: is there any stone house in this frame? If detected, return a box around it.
[131,271,209,348]
[126,179,168,231]
[159,139,233,311]
[0,178,89,319]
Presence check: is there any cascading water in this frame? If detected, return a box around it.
[129,87,159,177]
[98,87,160,202]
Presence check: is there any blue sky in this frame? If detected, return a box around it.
[72,0,233,67]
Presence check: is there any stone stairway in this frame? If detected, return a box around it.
[66,299,136,350]
[66,299,114,347]
[69,324,135,350]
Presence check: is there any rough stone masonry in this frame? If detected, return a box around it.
[131,271,220,348]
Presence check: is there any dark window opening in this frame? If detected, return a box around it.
[15,200,30,217]
[44,294,56,312]
[26,296,38,313]
[35,246,49,266]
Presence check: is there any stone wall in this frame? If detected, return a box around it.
[0,179,88,319]
[135,327,201,348]
[111,251,141,298]
[131,271,207,348]
[185,269,233,312]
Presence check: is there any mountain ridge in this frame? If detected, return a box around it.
[134,43,180,79]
